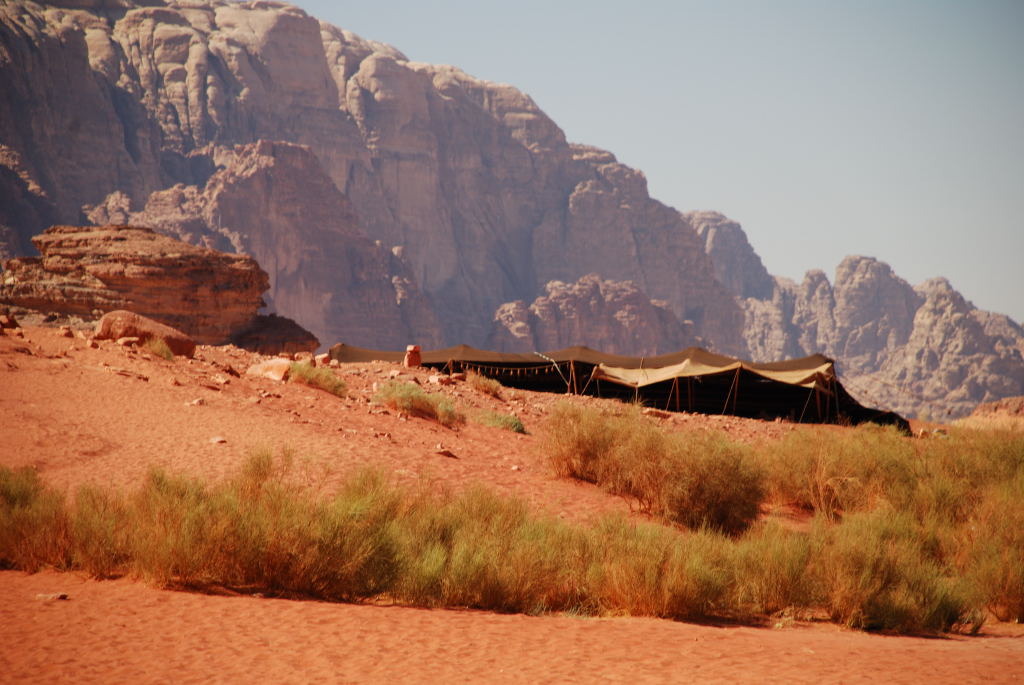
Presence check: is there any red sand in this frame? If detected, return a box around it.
[2,326,1022,683]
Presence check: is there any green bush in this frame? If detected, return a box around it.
[466,371,504,399]
[731,522,812,616]
[143,337,174,361]
[809,509,974,633]
[962,473,1024,621]
[288,362,347,398]
[545,403,764,535]
[374,381,464,427]
[477,411,526,434]
[0,466,70,572]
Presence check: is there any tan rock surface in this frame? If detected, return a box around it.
[489,274,699,355]
[0,225,266,344]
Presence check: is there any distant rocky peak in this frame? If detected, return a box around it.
[687,210,774,301]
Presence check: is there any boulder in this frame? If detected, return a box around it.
[245,358,293,382]
[94,310,195,358]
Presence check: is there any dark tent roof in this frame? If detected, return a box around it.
[327,341,908,431]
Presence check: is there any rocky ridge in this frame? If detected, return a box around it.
[0,0,1020,417]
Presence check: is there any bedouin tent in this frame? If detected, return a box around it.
[327,342,909,430]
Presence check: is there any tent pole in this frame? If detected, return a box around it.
[799,387,813,423]
[722,369,739,414]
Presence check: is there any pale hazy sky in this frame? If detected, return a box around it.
[295,0,1024,322]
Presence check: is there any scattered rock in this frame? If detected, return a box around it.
[57,326,72,338]
[96,311,196,358]
[210,436,227,444]
[245,358,292,382]
[35,593,69,601]
[116,336,140,347]
[436,449,458,459]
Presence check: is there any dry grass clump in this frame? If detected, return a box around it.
[142,337,174,361]
[545,403,764,535]
[288,362,347,398]
[374,381,464,427]
[476,411,526,434]
[466,371,504,399]
[0,466,70,572]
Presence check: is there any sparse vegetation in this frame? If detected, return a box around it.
[374,381,464,427]
[466,371,504,399]
[3,417,1022,635]
[288,362,347,397]
[476,411,526,434]
[143,337,174,361]
[545,403,764,535]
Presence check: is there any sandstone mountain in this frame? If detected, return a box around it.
[1,0,1020,417]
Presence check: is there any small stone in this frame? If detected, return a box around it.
[35,593,69,601]
[210,436,227,444]
[87,339,98,349]
[116,336,140,347]
[436,449,458,459]
[187,398,205,406]
[58,326,72,338]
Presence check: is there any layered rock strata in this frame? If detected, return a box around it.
[0,224,271,345]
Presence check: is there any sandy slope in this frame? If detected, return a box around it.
[1,326,1022,683]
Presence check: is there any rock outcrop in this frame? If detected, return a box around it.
[0,223,320,353]
[488,274,699,355]
[0,225,267,343]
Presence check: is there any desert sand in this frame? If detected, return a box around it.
[2,326,1021,683]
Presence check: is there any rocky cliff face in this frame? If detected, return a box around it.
[87,140,442,350]
[1,0,1019,418]
[489,274,698,355]
[0,224,268,344]
[0,0,743,354]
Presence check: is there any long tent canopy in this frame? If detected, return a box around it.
[328,342,909,430]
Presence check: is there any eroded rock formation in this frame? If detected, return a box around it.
[489,274,698,355]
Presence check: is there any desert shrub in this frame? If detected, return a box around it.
[962,473,1024,621]
[764,424,919,519]
[809,509,975,633]
[583,516,731,618]
[143,337,173,361]
[476,411,526,434]
[731,522,812,615]
[288,362,347,398]
[466,371,504,399]
[397,486,586,614]
[374,381,464,427]
[0,466,70,571]
[545,403,764,534]
[70,485,130,578]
